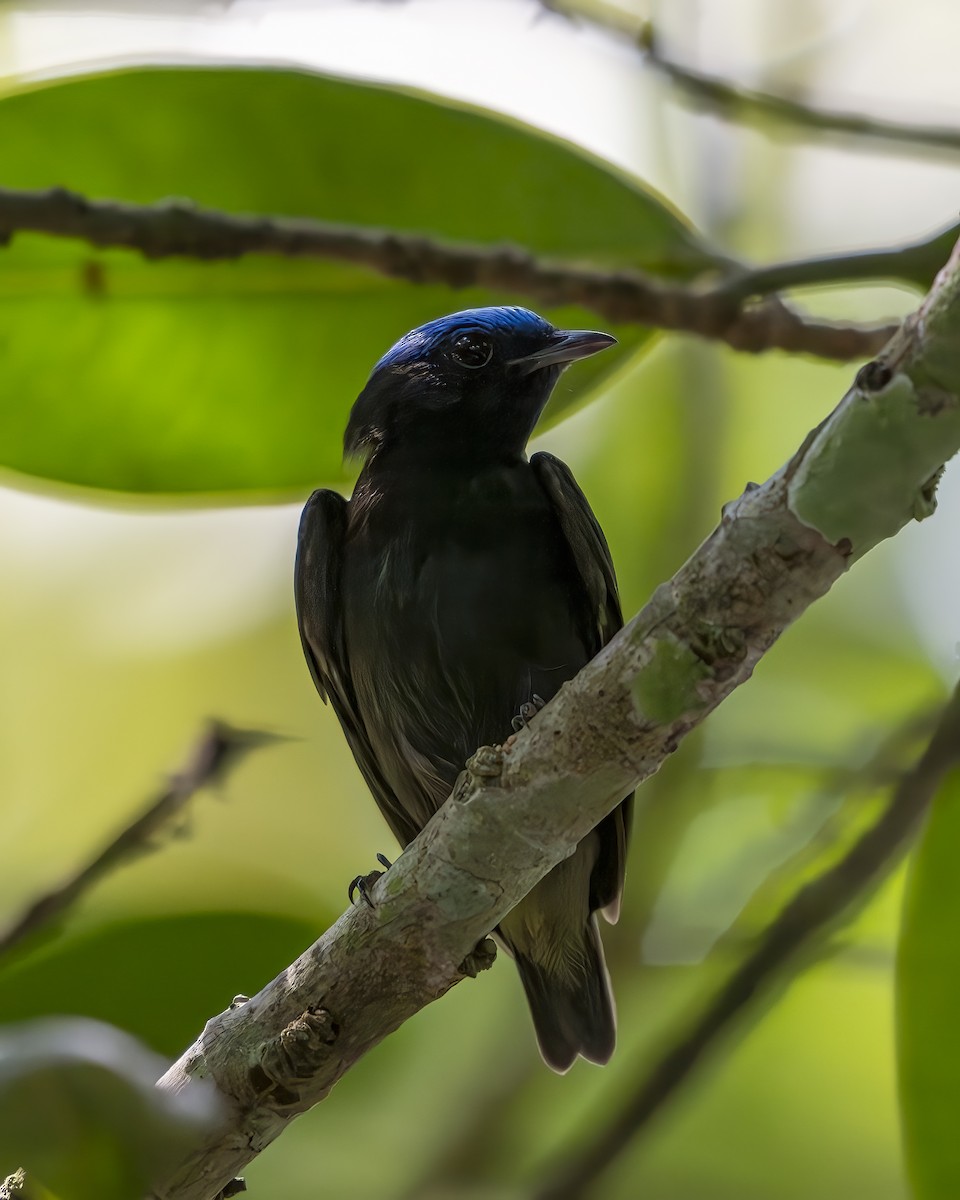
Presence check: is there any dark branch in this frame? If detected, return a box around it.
[713,221,960,303]
[535,684,960,1200]
[0,721,277,961]
[0,186,897,362]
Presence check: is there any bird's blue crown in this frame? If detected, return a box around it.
[372,306,554,374]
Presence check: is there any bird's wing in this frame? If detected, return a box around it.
[530,452,632,921]
[295,489,419,846]
[530,452,622,649]
[294,489,348,706]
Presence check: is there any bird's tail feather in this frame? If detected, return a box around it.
[513,917,615,1074]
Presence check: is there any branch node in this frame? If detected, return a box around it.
[257,1006,340,1098]
[215,1180,246,1199]
[855,359,893,392]
[464,745,504,782]
[47,184,85,214]
[914,466,944,520]
[458,936,498,978]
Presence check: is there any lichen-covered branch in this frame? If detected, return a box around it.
[150,237,960,1200]
[536,684,960,1200]
[0,186,896,361]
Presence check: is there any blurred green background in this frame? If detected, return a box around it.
[1,1,959,1197]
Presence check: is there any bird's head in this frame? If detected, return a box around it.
[344,306,616,465]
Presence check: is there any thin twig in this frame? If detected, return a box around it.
[537,5,960,155]
[0,187,898,362]
[636,21,960,158]
[535,683,960,1200]
[0,721,277,961]
[713,221,960,303]
[541,4,960,156]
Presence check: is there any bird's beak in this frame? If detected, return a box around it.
[510,329,617,375]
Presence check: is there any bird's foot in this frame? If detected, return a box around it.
[347,853,393,908]
[348,872,381,908]
[511,693,546,734]
[458,936,497,978]
[504,694,547,747]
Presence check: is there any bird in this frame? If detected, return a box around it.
[295,305,631,1072]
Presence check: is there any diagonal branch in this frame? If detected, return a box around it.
[635,23,960,157]
[405,705,940,1199]
[148,237,960,1200]
[0,721,276,962]
[0,186,897,362]
[542,4,960,158]
[535,683,960,1200]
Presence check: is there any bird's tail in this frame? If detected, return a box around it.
[512,916,616,1074]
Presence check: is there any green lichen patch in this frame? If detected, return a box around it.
[787,372,960,559]
[632,635,712,724]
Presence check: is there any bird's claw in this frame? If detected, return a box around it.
[511,694,546,733]
[348,870,382,908]
[348,853,394,908]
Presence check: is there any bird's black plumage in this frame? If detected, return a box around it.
[295,306,631,1071]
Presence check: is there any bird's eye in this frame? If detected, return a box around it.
[450,332,494,369]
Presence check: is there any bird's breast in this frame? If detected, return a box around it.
[340,461,591,768]
[344,463,571,642]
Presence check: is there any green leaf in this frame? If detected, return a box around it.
[0,1017,219,1200]
[0,911,325,1055]
[896,771,960,1200]
[0,65,714,496]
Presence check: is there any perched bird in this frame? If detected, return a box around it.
[295,306,631,1072]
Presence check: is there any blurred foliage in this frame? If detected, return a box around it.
[897,773,960,1200]
[0,913,325,1056]
[0,3,958,1200]
[0,1017,219,1200]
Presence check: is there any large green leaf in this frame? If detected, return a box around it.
[0,66,714,496]
[896,772,960,1199]
[0,911,325,1055]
